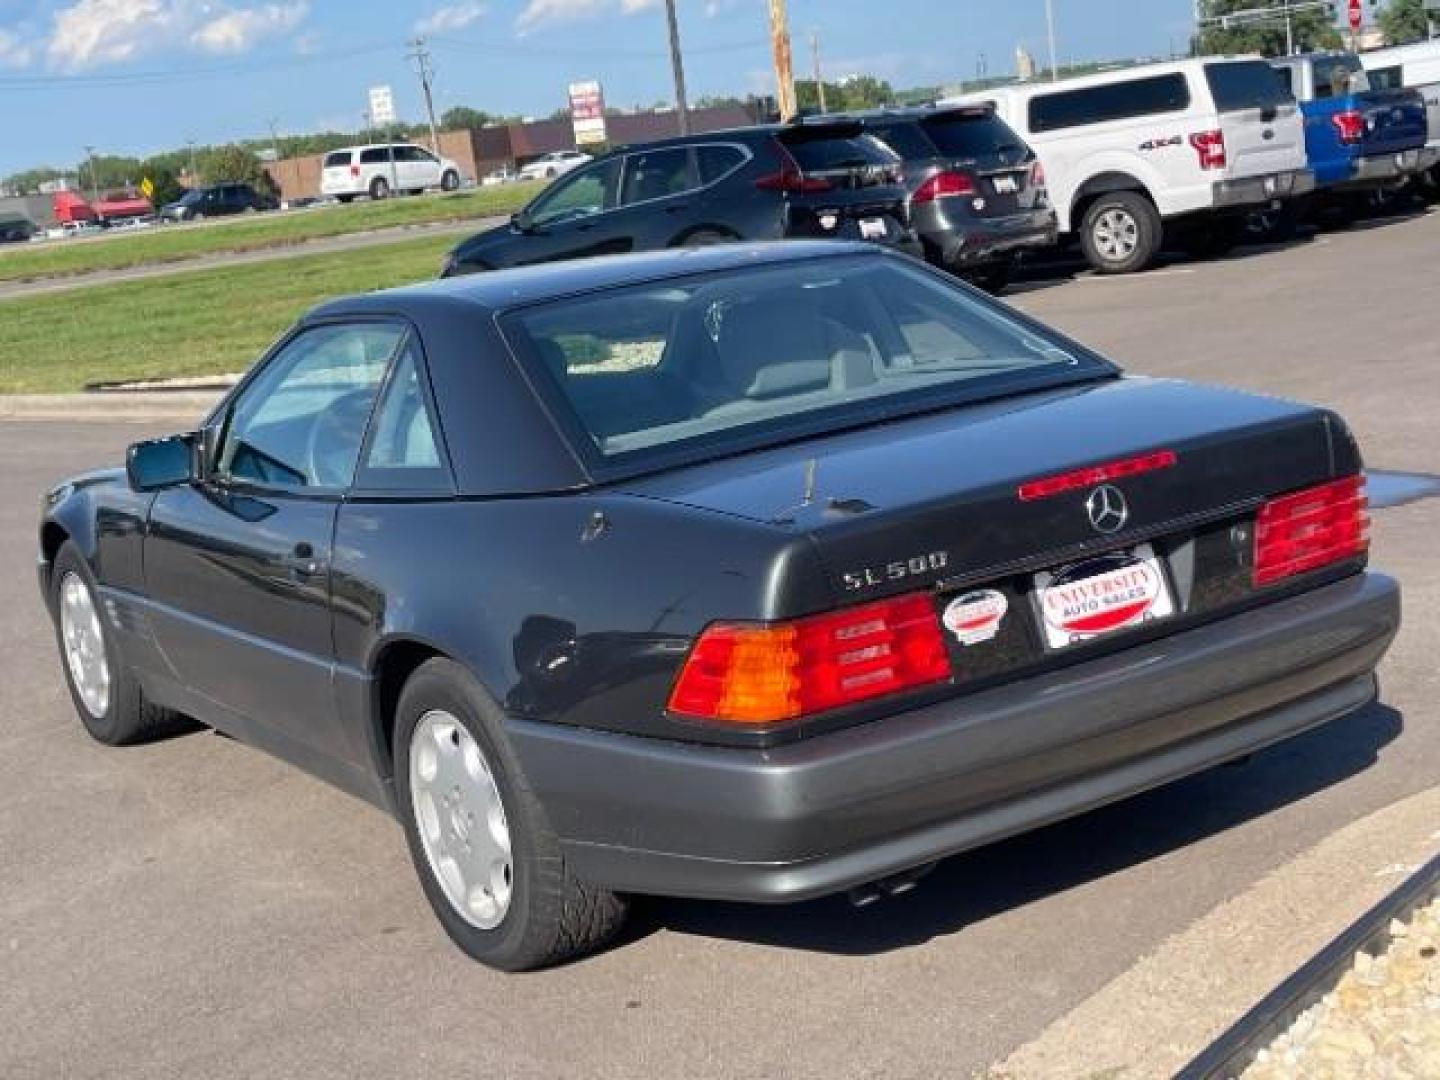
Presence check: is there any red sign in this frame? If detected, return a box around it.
[1348,0,1364,31]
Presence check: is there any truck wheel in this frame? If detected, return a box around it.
[1080,191,1161,274]
[394,658,628,971]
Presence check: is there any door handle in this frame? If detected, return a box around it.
[283,542,324,580]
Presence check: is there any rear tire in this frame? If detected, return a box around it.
[1079,190,1161,274]
[51,542,193,746]
[370,177,391,201]
[394,659,628,971]
[441,170,460,192]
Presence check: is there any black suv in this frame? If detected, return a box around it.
[857,105,1056,292]
[159,183,278,222]
[441,120,920,276]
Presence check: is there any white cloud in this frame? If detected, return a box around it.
[191,3,306,54]
[515,0,657,34]
[415,2,487,35]
[0,28,34,68]
[45,0,308,70]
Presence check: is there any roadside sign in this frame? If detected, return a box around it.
[1348,0,1363,31]
[569,80,607,146]
[140,177,154,200]
[368,85,397,127]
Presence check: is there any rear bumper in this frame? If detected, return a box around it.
[1213,168,1316,209]
[1330,147,1438,191]
[915,203,1059,267]
[510,572,1400,903]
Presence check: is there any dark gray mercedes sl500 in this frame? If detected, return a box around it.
[38,242,1399,970]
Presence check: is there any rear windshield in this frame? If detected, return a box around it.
[1313,54,1369,99]
[1205,60,1295,112]
[780,128,899,172]
[323,151,352,167]
[867,121,938,160]
[922,111,1029,159]
[502,256,1106,468]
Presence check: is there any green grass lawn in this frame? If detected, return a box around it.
[0,234,455,394]
[0,183,538,285]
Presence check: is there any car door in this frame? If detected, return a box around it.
[613,145,702,247]
[409,145,443,188]
[143,320,405,760]
[511,156,625,265]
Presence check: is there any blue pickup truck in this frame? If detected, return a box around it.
[1270,52,1432,222]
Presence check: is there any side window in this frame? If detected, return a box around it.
[359,339,450,490]
[528,158,621,226]
[218,323,403,491]
[1028,74,1191,133]
[1273,66,1296,97]
[696,144,746,184]
[360,147,390,165]
[620,147,696,205]
[1368,65,1404,91]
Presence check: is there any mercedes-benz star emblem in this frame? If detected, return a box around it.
[1085,485,1129,534]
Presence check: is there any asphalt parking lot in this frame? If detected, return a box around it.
[3,212,1439,1079]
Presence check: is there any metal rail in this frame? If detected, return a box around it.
[1177,849,1440,1080]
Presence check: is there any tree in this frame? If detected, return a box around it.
[197,144,276,194]
[1192,0,1341,56]
[1379,0,1432,43]
[441,105,492,130]
[796,75,896,112]
[138,160,184,207]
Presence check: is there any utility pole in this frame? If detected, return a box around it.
[811,29,827,113]
[663,0,691,135]
[84,145,99,205]
[1045,0,1059,82]
[186,139,197,186]
[769,0,797,121]
[267,118,282,163]
[407,37,441,154]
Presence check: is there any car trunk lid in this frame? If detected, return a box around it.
[1205,60,1309,181]
[772,122,912,242]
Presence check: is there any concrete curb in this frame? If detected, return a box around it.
[0,391,224,421]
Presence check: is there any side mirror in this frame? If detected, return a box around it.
[511,209,534,233]
[126,433,199,492]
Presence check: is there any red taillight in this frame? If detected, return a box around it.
[1017,450,1178,502]
[1253,476,1369,586]
[350,164,360,178]
[1031,159,1046,188]
[1332,110,1365,145]
[667,593,951,725]
[755,140,834,193]
[913,170,978,204]
[1189,129,1227,170]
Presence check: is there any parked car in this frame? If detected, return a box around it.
[855,104,1057,292]
[1360,39,1440,200]
[320,143,464,202]
[41,241,1398,971]
[0,215,34,244]
[948,57,1315,272]
[441,120,919,276]
[1270,52,1431,226]
[159,183,278,222]
[518,150,593,181]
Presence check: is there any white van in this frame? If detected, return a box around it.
[946,57,1314,273]
[1360,40,1440,193]
[320,143,464,202]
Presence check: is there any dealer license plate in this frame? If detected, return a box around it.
[859,217,888,240]
[991,173,1020,194]
[1033,544,1176,650]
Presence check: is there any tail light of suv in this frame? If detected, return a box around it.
[1331,110,1366,145]
[913,170,978,204]
[1189,130,1228,171]
[668,593,951,725]
[349,164,360,178]
[1253,475,1369,586]
[1031,159,1046,188]
[755,140,835,194]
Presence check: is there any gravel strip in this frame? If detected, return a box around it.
[1243,896,1440,1078]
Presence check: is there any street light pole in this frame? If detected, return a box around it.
[1045,0,1058,81]
[811,29,827,113]
[84,145,99,206]
[662,0,691,135]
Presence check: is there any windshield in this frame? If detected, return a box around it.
[177,189,204,204]
[1206,60,1295,112]
[503,256,1108,467]
[1314,54,1369,98]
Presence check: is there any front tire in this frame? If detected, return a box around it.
[1079,190,1161,274]
[394,659,628,970]
[441,170,460,192]
[51,542,190,746]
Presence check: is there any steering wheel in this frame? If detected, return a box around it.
[306,389,378,488]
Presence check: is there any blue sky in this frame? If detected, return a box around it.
[0,0,1197,176]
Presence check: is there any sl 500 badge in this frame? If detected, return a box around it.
[942,589,1008,646]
